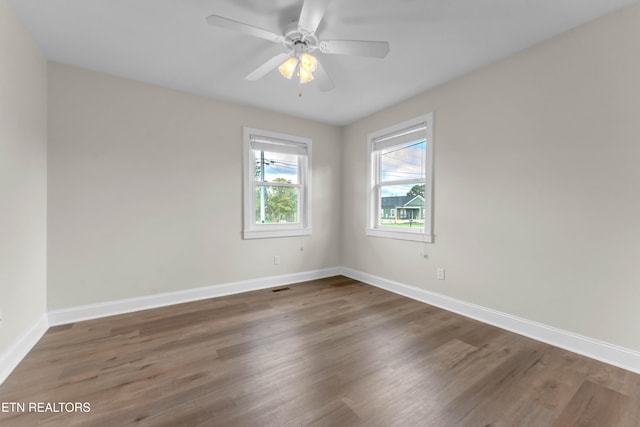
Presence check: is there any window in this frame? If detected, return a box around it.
[367,113,434,242]
[243,127,312,239]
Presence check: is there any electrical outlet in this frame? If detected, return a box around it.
[274,255,281,265]
[437,267,445,280]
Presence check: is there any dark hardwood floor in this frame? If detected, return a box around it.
[1,276,639,426]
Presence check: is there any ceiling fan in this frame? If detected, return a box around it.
[205,0,390,92]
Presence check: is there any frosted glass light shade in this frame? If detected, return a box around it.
[278,57,299,79]
[298,67,314,84]
[299,53,318,73]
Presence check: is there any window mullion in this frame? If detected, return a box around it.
[256,182,299,188]
[380,178,425,187]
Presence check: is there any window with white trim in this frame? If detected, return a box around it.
[243,127,312,239]
[367,113,434,242]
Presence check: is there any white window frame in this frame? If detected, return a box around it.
[242,127,312,239]
[366,113,434,243]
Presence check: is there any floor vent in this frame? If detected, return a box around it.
[271,287,291,293]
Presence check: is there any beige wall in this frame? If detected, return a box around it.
[0,0,47,350]
[342,4,640,351]
[47,63,342,309]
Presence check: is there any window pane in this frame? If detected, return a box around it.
[379,183,425,227]
[255,185,299,224]
[380,140,426,183]
[255,150,299,184]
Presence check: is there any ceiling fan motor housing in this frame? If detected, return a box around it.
[284,30,319,54]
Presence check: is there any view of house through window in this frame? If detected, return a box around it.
[367,113,434,242]
[379,140,426,228]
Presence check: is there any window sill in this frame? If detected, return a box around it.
[243,228,312,240]
[366,228,433,243]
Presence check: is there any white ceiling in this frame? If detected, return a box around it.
[9,0,636,125]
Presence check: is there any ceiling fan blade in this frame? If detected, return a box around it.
[319,40,390,58]
[298,0,332,34]
[245,53,290,81]
[206,15,284,43]
[315,62,334,92]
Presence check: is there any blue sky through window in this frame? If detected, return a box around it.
[380,140,426,196]
[255,150,298,183]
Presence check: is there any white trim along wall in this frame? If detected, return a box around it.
[2,267,639,385]
[47,268,340,326]
[340,268,640,375]
[0,316,48,386]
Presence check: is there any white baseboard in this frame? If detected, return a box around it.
[48,267,341,326]
[340,267,640,375]
[9,266,639,387]
[0,315,48,385]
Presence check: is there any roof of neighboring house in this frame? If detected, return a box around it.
[381,195,424,208]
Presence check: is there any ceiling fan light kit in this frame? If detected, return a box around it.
[206,0,390,93]
[298,66,314,84]
[279,57,299,80]
[277,40,320,84]
[299,52,318,73]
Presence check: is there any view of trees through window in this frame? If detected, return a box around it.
[407,184,424,198]
[255,150,299,224]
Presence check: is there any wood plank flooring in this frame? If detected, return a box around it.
[1,276,639,426]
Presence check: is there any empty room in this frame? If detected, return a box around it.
[2,0,640,425]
